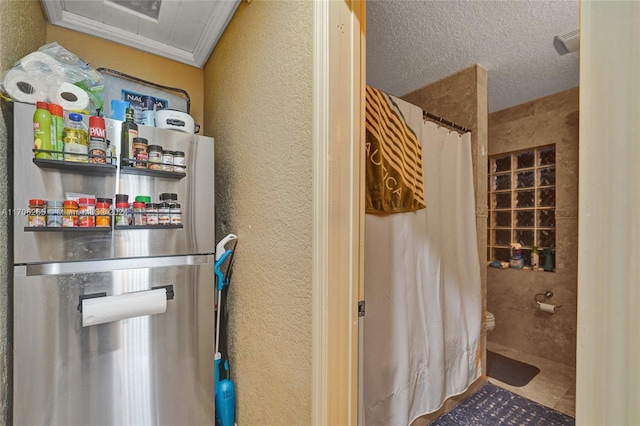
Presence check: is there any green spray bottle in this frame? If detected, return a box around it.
[531,245,539,271]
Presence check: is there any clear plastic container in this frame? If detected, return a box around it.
[146,203,159,225]
[133,201,146,226]
[46,201,63,227]
[169,203,182,225]
[63,113,89,162]
[173,151,185,173]
[158,202,171,225]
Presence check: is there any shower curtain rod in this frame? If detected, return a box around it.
[423,111,470,133]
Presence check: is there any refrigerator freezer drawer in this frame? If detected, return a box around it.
[13,259,214,425]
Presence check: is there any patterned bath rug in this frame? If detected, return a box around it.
[430,382,575,425]
[486,350,540,387]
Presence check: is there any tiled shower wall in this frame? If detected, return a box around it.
[487,87,578,367]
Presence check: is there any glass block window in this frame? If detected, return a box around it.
[488,146,556,266]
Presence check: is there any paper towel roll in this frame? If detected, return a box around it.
[82,288,167,327]
[19,51,65,81]
[55,82,90,111]
[3,68,47,103]
[538,302,557,313]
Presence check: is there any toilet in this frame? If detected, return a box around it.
[485,311,495,332]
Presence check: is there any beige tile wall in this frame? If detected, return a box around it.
[487,87,578,367]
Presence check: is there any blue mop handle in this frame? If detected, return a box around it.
[214,249,232,291]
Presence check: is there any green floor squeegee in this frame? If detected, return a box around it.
[215,234,238,426]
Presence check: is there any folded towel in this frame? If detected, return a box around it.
[365,86,426,213]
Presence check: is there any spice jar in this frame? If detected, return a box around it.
[162,150,174,172]
[62,200,78,227]
[148,145,163,170]
[96,202,111,227]
[46,200,63,227]
[133,137,148,168]
[158,202,171,225]
[170,203,182,225]
[173,151,185,173]
[115,201,129,226]
[28,199,46,227]
[133,201,146,225]
[146,203,159,225]
[78,197,96,227]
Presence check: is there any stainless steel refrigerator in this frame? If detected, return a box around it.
[12,101,216,425]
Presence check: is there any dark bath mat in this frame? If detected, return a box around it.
[486,350,540,387]
[430,382,574,425]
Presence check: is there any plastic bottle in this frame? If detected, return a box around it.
[48,103,64,160]
[121,107,138,167]
[141,95,156,126]
[33,101,53,159]
[531,245,539,271]
[543,248,554,272]
[63,113,89,162]
[509,243,524,269]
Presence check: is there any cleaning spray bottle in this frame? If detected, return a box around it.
[509,242,524,269]
[531,245,539,271]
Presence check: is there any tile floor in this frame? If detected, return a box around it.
[486,341,576,417]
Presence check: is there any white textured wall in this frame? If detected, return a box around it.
[203,1,313,424]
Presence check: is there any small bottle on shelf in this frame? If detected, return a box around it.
[133,201,147,226]
[63,113,89,163]
[120,107,138,167]
[48,103,64,160]
[62,200,78,227]
[88,115,107,164]
[28,199,46,227]
[531,245,539,271]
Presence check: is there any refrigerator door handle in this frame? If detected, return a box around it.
[16,254,215,277]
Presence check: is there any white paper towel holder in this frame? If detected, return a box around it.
[77,284,175,313]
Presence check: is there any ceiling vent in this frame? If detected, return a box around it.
[40,0,240,68]
[554,28,580,55]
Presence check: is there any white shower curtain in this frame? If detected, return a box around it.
[363,98,482,426]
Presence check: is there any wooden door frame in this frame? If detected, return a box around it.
[312,1,365,425]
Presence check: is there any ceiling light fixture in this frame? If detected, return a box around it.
[554,28,580,55]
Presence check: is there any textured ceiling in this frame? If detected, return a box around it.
[366,0,579,112]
